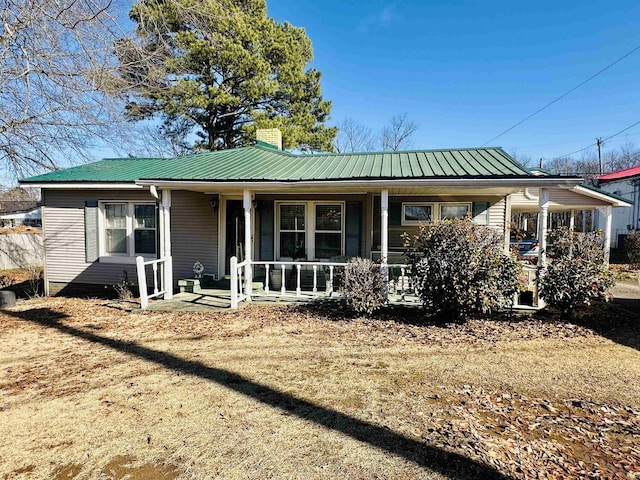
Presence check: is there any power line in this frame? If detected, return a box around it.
[553,118,640,159]
[481,44,640,146]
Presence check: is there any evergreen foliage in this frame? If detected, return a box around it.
[538,228,615,318]
[404,218,521,320]
[118,0,336,152]
[625,230,640,267]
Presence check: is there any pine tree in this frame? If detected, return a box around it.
[118,0,337,152]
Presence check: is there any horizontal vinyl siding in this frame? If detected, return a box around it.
[171,190,218,281]
[488,197,506,229]
[43,189,156,288]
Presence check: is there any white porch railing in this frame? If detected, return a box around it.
[136,256,171,309]
[229,257,414,309]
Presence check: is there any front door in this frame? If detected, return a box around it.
[225,200,245,275]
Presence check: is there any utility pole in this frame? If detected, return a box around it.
[597,137,603,174]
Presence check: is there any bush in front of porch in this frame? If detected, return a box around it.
[538,228,615,319]
[403,217,521,320]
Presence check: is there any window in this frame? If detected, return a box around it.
[315,204,342,259]
[402,203,433,225]
[101,202,157,257]
[439,203,471,220]
[276,201,345,260]
[279,204,306,258]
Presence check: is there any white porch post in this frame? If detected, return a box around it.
[602,206,612,265]
[381,189,389,299]
[537,188,549,268]
[504,195,512,252]
[160,189,173,300]
[243,189,253,300]
[569,209,575,231]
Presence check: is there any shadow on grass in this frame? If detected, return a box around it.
[568,300,640,352]
[5,306,508,480]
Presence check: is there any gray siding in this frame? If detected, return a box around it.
[44,189,155,291]
[171,190,218,280]
[43,189,219,293]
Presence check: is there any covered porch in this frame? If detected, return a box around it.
[135,178,612,311]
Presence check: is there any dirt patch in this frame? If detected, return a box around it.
[103,455,179,480]
[52,464,81,479]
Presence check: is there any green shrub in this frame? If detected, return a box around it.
[403,217,521,320]
[538,228,614,318]
[342,257,385,316]
[625,230,640,267]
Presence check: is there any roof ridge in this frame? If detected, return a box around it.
[297,146,508,157]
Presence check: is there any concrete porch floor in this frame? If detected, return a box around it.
[145,288,422,312]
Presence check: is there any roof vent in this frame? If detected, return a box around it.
[256,128,282,150]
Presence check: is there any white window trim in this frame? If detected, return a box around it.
[275,201,345,260]
[401,201,472,225]
[277,202,307,259]
[98,201,158,262]
[402,202,434,226]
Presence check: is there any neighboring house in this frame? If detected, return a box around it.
[20,129,631,305]
[593,166,640,248]
[0,201,41,228]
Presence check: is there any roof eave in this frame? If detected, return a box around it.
[135,176,583,189]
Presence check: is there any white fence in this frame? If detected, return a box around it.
[0,233,43,270]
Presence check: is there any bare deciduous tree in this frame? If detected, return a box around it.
[334,118,377,153]
[381,113,418,151]
[334,114,419,153]
[0,0,135,178]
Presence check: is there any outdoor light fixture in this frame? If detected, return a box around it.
[210,198,219,210]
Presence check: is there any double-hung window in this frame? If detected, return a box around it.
[279,204,306,259]
[101,202,157,258]
[315,204,342,259]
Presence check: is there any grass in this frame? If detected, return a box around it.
[0,294,639,479]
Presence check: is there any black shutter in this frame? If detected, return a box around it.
[472,202,490,225]
[258,200,274,261]
[345,201,362,258]
[84,200,99,262]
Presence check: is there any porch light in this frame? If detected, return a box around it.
[210,198,219,210]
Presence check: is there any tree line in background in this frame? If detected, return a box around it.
[513,142,640,182]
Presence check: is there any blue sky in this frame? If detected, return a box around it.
[266,0,640,163]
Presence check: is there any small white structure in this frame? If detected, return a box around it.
[0,202,41,227]
[593,166,640,248]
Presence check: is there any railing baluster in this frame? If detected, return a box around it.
[313,265,317,296]
[328,266,334,296]
[238,265,243,299]
[152,262,159,295]
[264,263,270,295]
[296,264,301,297]
[281,264,286,296]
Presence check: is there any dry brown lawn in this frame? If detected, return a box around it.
[1,293,639,479]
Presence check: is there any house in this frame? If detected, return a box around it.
[593,166,640,248]
[20,129,631,307]
[0,201,41,228]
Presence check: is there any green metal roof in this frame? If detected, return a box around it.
[21,145,533,184]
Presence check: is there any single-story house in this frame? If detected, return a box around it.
[20,129,631,308]
[0,201,41,228]
[593,165,640,248]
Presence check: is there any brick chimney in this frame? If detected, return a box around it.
[256,128,282,150]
